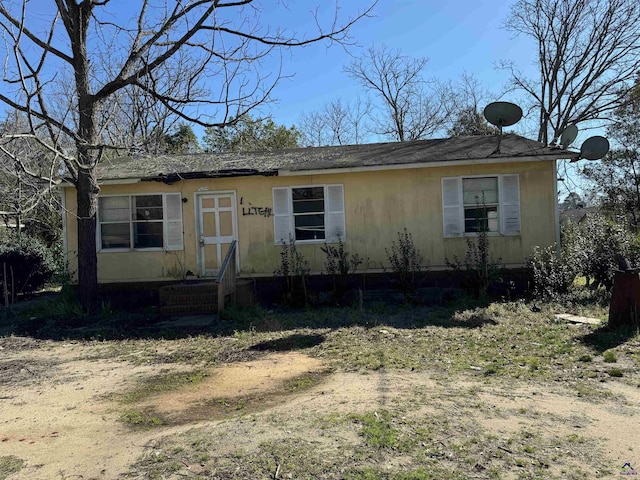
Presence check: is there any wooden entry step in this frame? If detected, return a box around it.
[159,281,218,315]
[158,278,257,316]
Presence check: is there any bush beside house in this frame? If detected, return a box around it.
[0,234,56,299]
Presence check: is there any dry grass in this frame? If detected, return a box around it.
[3,290,639,479]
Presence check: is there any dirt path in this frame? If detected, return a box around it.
[1,346,165,479]
[0,341,326,480]
[1,339,639,479]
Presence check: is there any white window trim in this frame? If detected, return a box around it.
[273,184,345,245]
[97,193,180,252]
[442,174,520,238]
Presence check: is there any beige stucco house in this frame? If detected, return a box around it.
[61,134,569,285]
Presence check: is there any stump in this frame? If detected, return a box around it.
[608,270,640,329]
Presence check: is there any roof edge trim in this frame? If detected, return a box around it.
[279,154,569,177]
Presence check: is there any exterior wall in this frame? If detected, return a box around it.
[63,160,557,283]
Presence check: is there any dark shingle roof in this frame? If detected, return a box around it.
[96,134,573,182]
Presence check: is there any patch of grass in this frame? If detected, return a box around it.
[120,409,164,429]
[351,410,400,449]
[123,398,612,480]
[0,456,24,480]
[284,372,325,392]
[18,287,83,320]
[304,300,640,398]
[575,381,613,399]
[607,367,624,377]
[345,467,451,480]
[118,369,208,404]
[214,397,248,412]
[603,350,617,363]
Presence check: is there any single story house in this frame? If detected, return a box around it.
[61,134,570,285]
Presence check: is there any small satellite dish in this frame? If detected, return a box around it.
[559,125,578,148]
[580,136,609,161]
[483,102,523,128]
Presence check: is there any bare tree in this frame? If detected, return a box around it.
[0,1,374,309]
[0,112,61,241]
[299,97,371,146]
[581,76,640,228]
[100,86,185,155]
[345,45,455,142]
[502,0,640,145]
[447,73,499,136]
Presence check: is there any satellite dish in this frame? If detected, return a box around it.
[483,101,523,155]
[483,102,523,128]
[559,125,578,148]
[580,136,609,160]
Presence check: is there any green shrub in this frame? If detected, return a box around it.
[528,243,576,300]
[321,237,362,304]
[577,214,640,290]
[0,234,56,297]
[49,239,71,284]
[274,236,310,307]
[532,215,640,299]
[385,228,427,302]
[447,229,502,298]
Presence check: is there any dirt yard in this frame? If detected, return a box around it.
[1,326,639,479]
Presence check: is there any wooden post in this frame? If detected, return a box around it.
[608,270,640,329]
[217,282,225,313]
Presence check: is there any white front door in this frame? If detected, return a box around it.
[197,193,236,277]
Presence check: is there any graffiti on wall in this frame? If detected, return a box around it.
[240,197,272,218]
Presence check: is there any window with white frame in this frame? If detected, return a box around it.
[98,193,183,250]
[292,187,325,240]
[462,177,499,233]
[273,184,345,244]
[442,174,520,237]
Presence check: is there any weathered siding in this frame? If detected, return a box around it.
[64,160,556,282]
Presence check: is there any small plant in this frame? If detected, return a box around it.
[385,228,427,302]
[120,409,164,428]
[164,250,188,280]
[321,237,362,304]
[578,354,593,363]
[447,231,502,299]
[446,196,502,298]
[274,235,311,307]
[284,373,323,392]
[603,350,617,363]
[607,367,624,377]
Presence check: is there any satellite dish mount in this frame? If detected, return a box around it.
[483,102,523,154]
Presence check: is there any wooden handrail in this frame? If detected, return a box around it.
[216,240,237,312]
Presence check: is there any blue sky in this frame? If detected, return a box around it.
[254,0,588,200]
[3,1,539,136]
[259,0,539,136]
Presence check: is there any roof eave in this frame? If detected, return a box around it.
[279,153,572,177]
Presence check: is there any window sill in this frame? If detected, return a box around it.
[274,239,341,246]
[444,232,521,238]
[98,248,165,253]
[464,232,501,237]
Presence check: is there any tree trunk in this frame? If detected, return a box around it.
[608,270,640,329]
[73,1,99,311]
[76,163,99,311]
